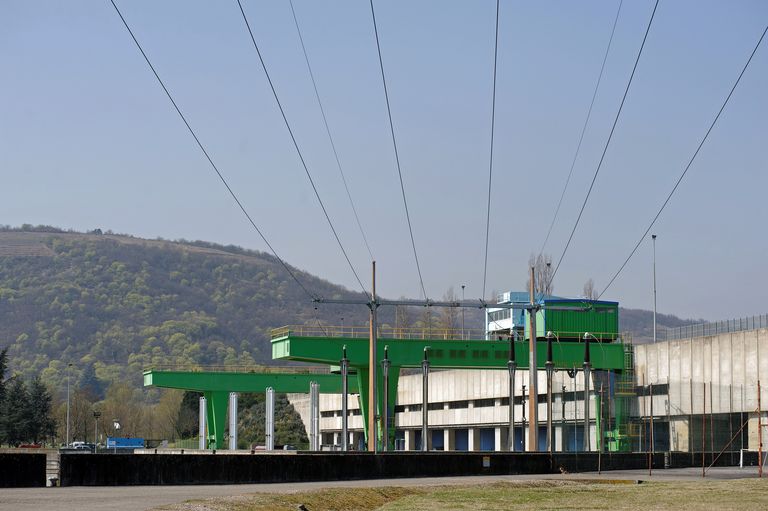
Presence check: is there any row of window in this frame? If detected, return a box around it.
[488,309,512,322]
[323,387,661,418]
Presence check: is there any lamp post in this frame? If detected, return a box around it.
[652,234,657,344]
[93,410,101,452]
[461,285,466,340]
[112,419,121,454]
[545,331,556,453]
[65,363,73,447]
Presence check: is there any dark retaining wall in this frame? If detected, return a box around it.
[60,452,663,486]
[667,451,759,468]
[0,453,46,487]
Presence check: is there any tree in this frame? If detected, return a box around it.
[583,278,598,300]
[1,377,30,446]
[394,302,412,338]
[176,390,201,438]
[0,347,7,402]
[437,287,460,338]
[79,363,103,401]
[27,376,56,444]
[525,253,554,297]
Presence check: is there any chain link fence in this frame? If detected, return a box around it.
[660,314,768,342]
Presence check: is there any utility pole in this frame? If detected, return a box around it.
[368,261,378,452]
[652,234,657,344]
[528,266,539,451]
[66,363,73,446]
[461,285,466,340]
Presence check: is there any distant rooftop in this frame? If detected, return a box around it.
[495,291,564,305]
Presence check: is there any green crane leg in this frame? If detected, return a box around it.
[355,366,401,451]
[383,366,400,451]
[357,368,370,448]
[203,391,229,450]
[596,388,603,452]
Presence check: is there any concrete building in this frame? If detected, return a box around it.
[290,314,768,453]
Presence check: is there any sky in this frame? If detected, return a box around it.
[1,0,767,321]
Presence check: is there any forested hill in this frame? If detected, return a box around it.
[0,228,698,395]
[0,229,373,393]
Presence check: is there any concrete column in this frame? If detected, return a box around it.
[405,430,416,451]
[228,392,238,450]
[494,427,505,452]
[444,429,455,451]
[309,381,320,451]
[265,387,275,451]
[468,428,480,451]
[198,396,207,450]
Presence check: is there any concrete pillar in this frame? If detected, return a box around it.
[495,427,507,452]
[405,430,416,451]
[309,381,320,451]
[444,429,454,451]
[228,392,238,450]
[468,428,480,451]
[198,396,207,450]
[265,387,275,450]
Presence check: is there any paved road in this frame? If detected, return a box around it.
[1,467,762,511]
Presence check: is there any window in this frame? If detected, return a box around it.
[474,398,496,408]
[394,405,407,413]
[488,309,511,323]
[409,404,423,412]
[448,400,469,410]
[427,402,444,411]
[320,411,335,418]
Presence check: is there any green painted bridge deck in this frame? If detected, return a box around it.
[143,367,360,450]
[271,325,626,450]
[270,325,626,370]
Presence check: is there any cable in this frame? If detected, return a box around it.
[548,0,659,288]
[598,23,768,299]
[482,0,501,301]
[108,0,316,300]
[538,0,624,257]
[236,0,369,298]
[369,0,428,299]
[288,0,375,262]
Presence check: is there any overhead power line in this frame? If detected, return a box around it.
[108,0,316,301]
[369,0,428,299]
[598,23,768,299]
[481,0,501,301]
[287,0,375,262]
[548,0,659,288]
[538,0,624,257]
[236,0,369,298]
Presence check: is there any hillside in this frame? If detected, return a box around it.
[0,227,699,396]
[0,229,374,393]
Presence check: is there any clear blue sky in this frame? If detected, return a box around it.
[2,1,766,320]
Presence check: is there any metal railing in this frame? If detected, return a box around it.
[271,325,621,342]
[659,314,768,342]
[144,364,331,374]
[271,325,488,340]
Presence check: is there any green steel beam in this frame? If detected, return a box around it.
[271,335,625,371]
[143,370,361,450]
[143,370,359,393]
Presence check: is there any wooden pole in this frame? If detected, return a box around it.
[528,267,538,451]
[702,382,706,478]
[709,381,714,466]
[690,378,694,465]
[649,382,654,476]
[367,261,377,452]
[759,380,763,478]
